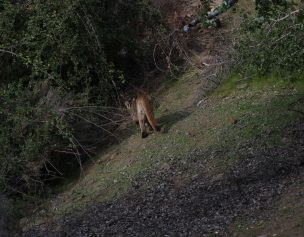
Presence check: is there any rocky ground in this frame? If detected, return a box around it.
[23,120,304,236]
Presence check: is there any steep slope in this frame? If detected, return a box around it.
[21,1,304,236]
[23,73,304,236]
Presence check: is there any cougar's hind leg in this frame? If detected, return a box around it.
[139,119,148,138]
[147,116,160,132]
[145,119,153,132]
[142,100,160,132]
[137,103,148,138]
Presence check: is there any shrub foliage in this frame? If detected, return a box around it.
[233,0,304,78]
[0,0,160,195]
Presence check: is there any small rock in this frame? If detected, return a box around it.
[192,174,199,181]
[186,132,194,137]
[236,83,248,89]
[197,98,208,107]
[39,209,46,215]
[19,217,28,227]
[229,116,238,125]
[160,163,170,170]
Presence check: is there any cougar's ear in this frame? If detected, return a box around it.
[125,101,130,109]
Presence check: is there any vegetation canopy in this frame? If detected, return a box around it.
[0,0,160,196]
[233,0,304,78]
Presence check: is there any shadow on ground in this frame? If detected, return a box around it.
[23,120,304,237]
[158,109,192,133]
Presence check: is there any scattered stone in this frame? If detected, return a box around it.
[236,83,248,90]
[197,98,208,107]
[229,116,238,125]
[23,122,304,237]
[185,131,195,137]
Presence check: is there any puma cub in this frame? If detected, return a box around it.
[125,93,160,138]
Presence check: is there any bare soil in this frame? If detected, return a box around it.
[23,120,304,236]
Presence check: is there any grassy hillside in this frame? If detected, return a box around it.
[19,0,304,235]
[22,69,304,235]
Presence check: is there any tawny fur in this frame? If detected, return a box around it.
[125,93,160,138]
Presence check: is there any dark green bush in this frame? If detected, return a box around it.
[233,1,304,78]
[0,81,73,195]
[255,0,294,18]
[0,0,160,100]
[0,0,161,196]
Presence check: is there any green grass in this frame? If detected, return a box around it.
[196,73,304,173]
[294,79,304,92]
[213,74,304,96]
[21,71,304,231]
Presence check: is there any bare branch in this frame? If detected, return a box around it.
[0,49,18,56]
